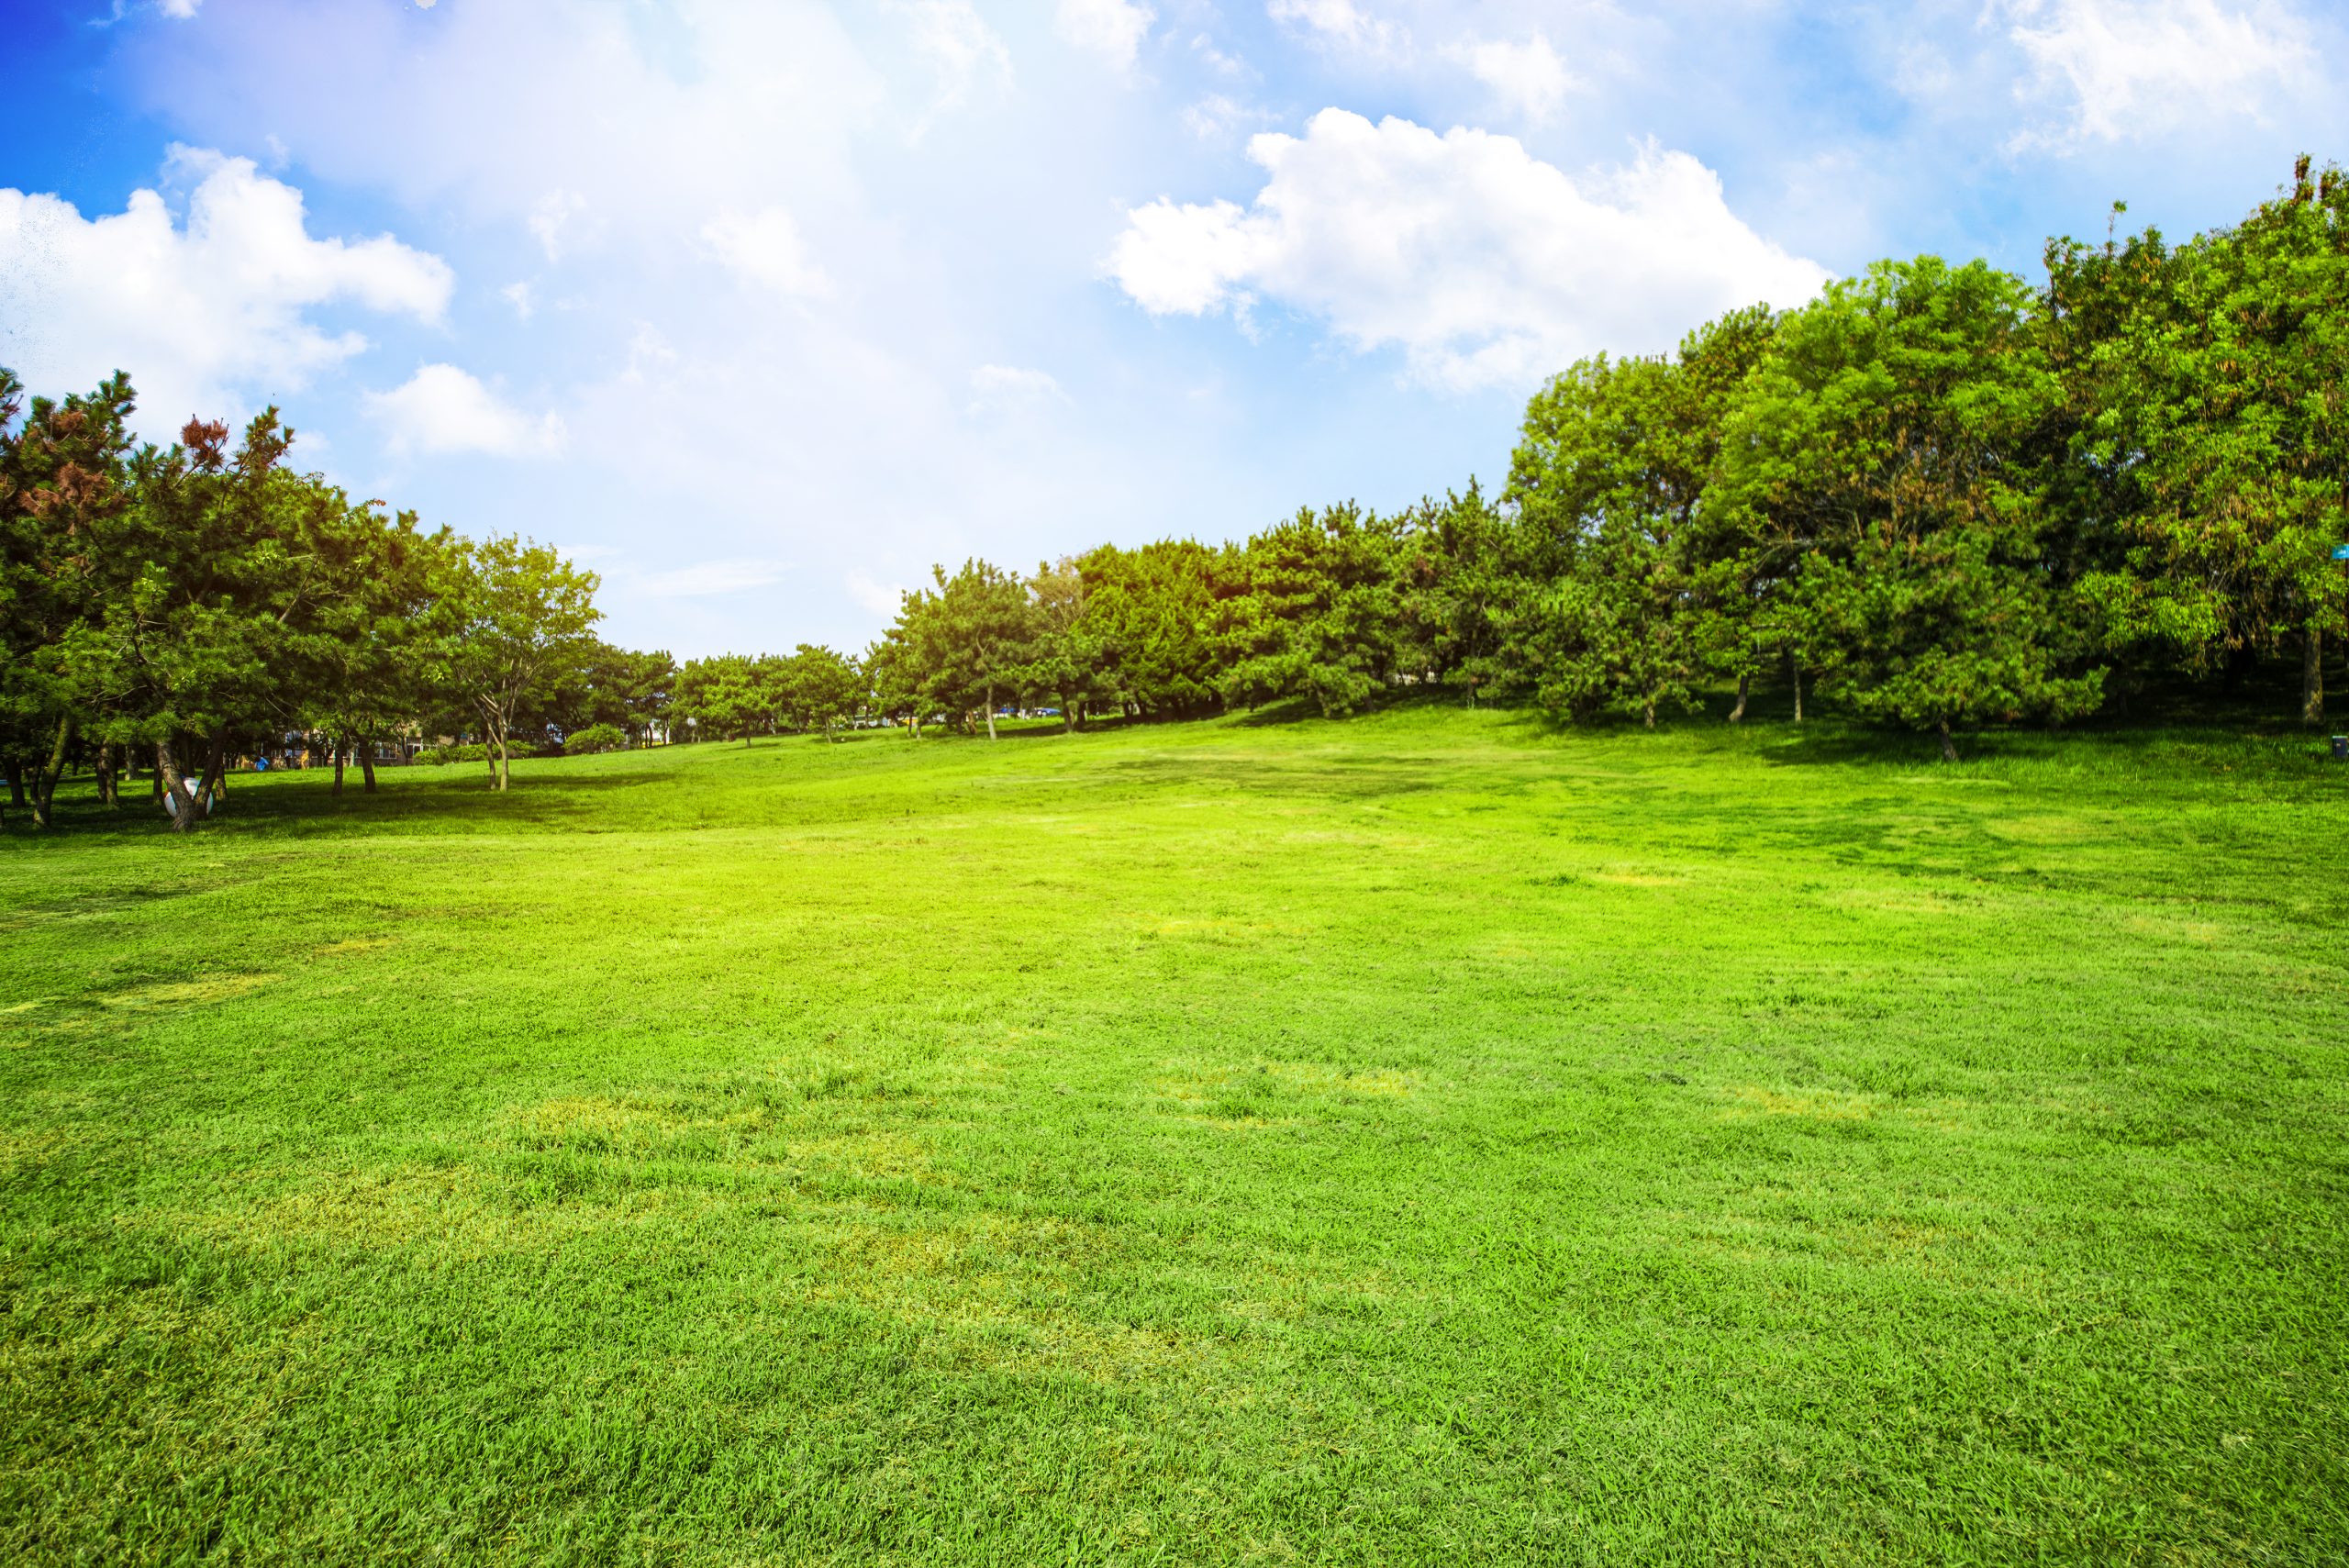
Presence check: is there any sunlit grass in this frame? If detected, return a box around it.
[2,705,2344,1563]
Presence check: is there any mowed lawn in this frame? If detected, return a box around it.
[2,706,2343,1565]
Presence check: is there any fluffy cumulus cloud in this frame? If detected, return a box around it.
[2004,0,2313,142]
[0,147,450,434]
[701,207,832,300]
[1108,109,1828,389]
[1056,0,1154,71]
[1447,33,1574,125]
[365,363,567,458]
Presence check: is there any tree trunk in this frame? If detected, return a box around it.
[1938,718,1957,764]
[332,741,346,796]
[984,685,998,741]
[155,740,195,832]
[30,714,72,829]
[195,728,228,813]
[1792,662,1804,724]
[2303,627,2324,727]
[6,767,24,809]
[1062,700,1075,734]
[496,732,511,791]
[1642,697,1656,729]
[96,743,117,807]
[1729,672,1749,724]
[361,750,378,793]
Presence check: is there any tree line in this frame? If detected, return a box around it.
[6,161,2343,828]
[857,161,2347,758]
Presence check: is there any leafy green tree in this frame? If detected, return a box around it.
[434,535,601,788]
[673,654,765,744]
[1074,540,1224,718]
[298,500,447,795]
[107,408,334,826]
[1714,257,2103,758]
[2048,157,2349,723]
[912,559,1038,740]
[1394,483,1520,707]
[1214,504,1407,717]
[0,370,134,826]
[1507,355,1724,726]
[781,644,863,740]
[1019,557,1111,730]
[863,630,927,737]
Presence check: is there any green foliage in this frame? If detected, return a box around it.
[419,740,540,766]
[2049,158,2349,721]
[1714,257,2104,753]
[886,559,1039,739]
[1071,539,1225,717]
[430,535,601,789]
[562,723,627,755]
[1213,502,1408,717]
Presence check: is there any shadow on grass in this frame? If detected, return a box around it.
[6,762,683,844]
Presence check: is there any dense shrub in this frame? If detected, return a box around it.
[564,723,627,755]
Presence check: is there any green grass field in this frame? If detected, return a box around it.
[3,706,2344,1565]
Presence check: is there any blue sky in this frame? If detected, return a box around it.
[2,0,2342,658]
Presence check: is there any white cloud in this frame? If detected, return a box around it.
[365,364,567,458]
[159,0,199,16]
[1057,0,1154,70]
[970,363,1066,406]
[1266,0,1403,55]
[1190,32,1252,78]
[846,570,907,618]
[501,280,536,320]
[1107,109,1828,390]
[701,207,832,300]
[638,558,793,597]
[2005,0,2312,142]
[529,188,587,261]
[889,0,1013,128]
[0,147,451,433]
[1182,94,1279,143]
[1447,33,1575,126]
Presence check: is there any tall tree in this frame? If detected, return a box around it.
[916,559,1038,740]
[1713,257,2103,758]
[2047,157,2349,723]
[1214,504,1407,717]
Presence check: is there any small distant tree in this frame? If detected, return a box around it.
[1020,556,1111,730]
[785,644,863,740]
[435,535,601,788]
[919,558,1039,740]
[863,631,925,736]
[673,654,764,745]
[1214,503,1408,717]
